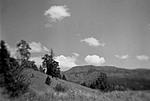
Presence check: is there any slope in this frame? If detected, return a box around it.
[64,65,150,90]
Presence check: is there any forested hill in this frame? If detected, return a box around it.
[64,65,150,90]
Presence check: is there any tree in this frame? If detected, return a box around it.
[0,40,30,97]
[0,40,10,87]
[16,40,38,70]
[39,65,44,73]
[45,76,51,85]
[21,60,38,71]
[89,72,108,91]
[42,49,61,78]
[16,40,31,61]
[4,57,30,97]
[62,75,67,80]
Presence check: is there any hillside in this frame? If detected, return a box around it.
[1,68,150,101]
[64,65,150,90]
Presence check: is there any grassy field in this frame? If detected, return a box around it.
[0,69,150,101]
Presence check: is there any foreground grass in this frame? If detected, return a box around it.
[1,69,150,101]
[13,90,150,101]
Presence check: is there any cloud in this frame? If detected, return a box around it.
[5,43,17,57]
[72,52,79,57]
[55,53,79,71]
[81,37,105,47]
[115,54,129,59]
[84,55,105,65]
[30,56,43,67]
[44,5,71,22]
[136,55,149,61]
[29,42,49,53]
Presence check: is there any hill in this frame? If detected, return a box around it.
[0,68,150,101]
[64,65,150,90]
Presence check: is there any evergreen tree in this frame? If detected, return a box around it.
[62,75,67,80]
[42,49,61,78]
[0,40,10,87]
[0,40,30,97]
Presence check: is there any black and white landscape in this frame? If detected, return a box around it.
[0,0,150,101]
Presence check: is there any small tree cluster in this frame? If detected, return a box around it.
[90,72,108,91]
[81,72,108,91]
[42,49,61,78]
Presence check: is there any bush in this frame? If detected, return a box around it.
[53,83,68,92]
[89,72,108,91]
[45,76,51,85]
[81,82,86,86]
[62,75,67,80]
[4,58,30,97]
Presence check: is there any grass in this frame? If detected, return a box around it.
[1,69,150,101]
[53,83,68,92]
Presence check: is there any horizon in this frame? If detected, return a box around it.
[1,0,150,71]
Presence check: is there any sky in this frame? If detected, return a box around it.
[1,0,150,71]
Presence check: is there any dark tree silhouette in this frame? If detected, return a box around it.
[0,40,30,97]
[42,49,61,78]
[45,76,51,85]
[90,72,108,91]
[62,75,67,80]
[0,40,10,87]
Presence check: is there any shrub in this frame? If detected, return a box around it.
[45,76,51,85]
[53,83,68,92]
[81,82,86,86]
[4,58,30,97]
[89,72,108,91]
[62,75,67,80]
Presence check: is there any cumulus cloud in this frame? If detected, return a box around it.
[81,37,105,47]
[72,52,79,57]
[44,5,71,22]
[55,53,79,71]
[30,56,43,67]
[5,43,16,57]
[84,55,105,65]
[29,42,49,53]
[136,55,149,61]
[115,54,129,59]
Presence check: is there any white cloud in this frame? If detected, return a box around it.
[136,55,149,61]
[44,5,71,22]
[5,43,17,57]
[54,53,79,71]
[72,52,79,57]
[30,56,43,67]
[29,42,49,53]
[81,37,105,47]
[115,54,129,59]
[84,55,105,65]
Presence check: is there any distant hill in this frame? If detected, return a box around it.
[64,65,150,90]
